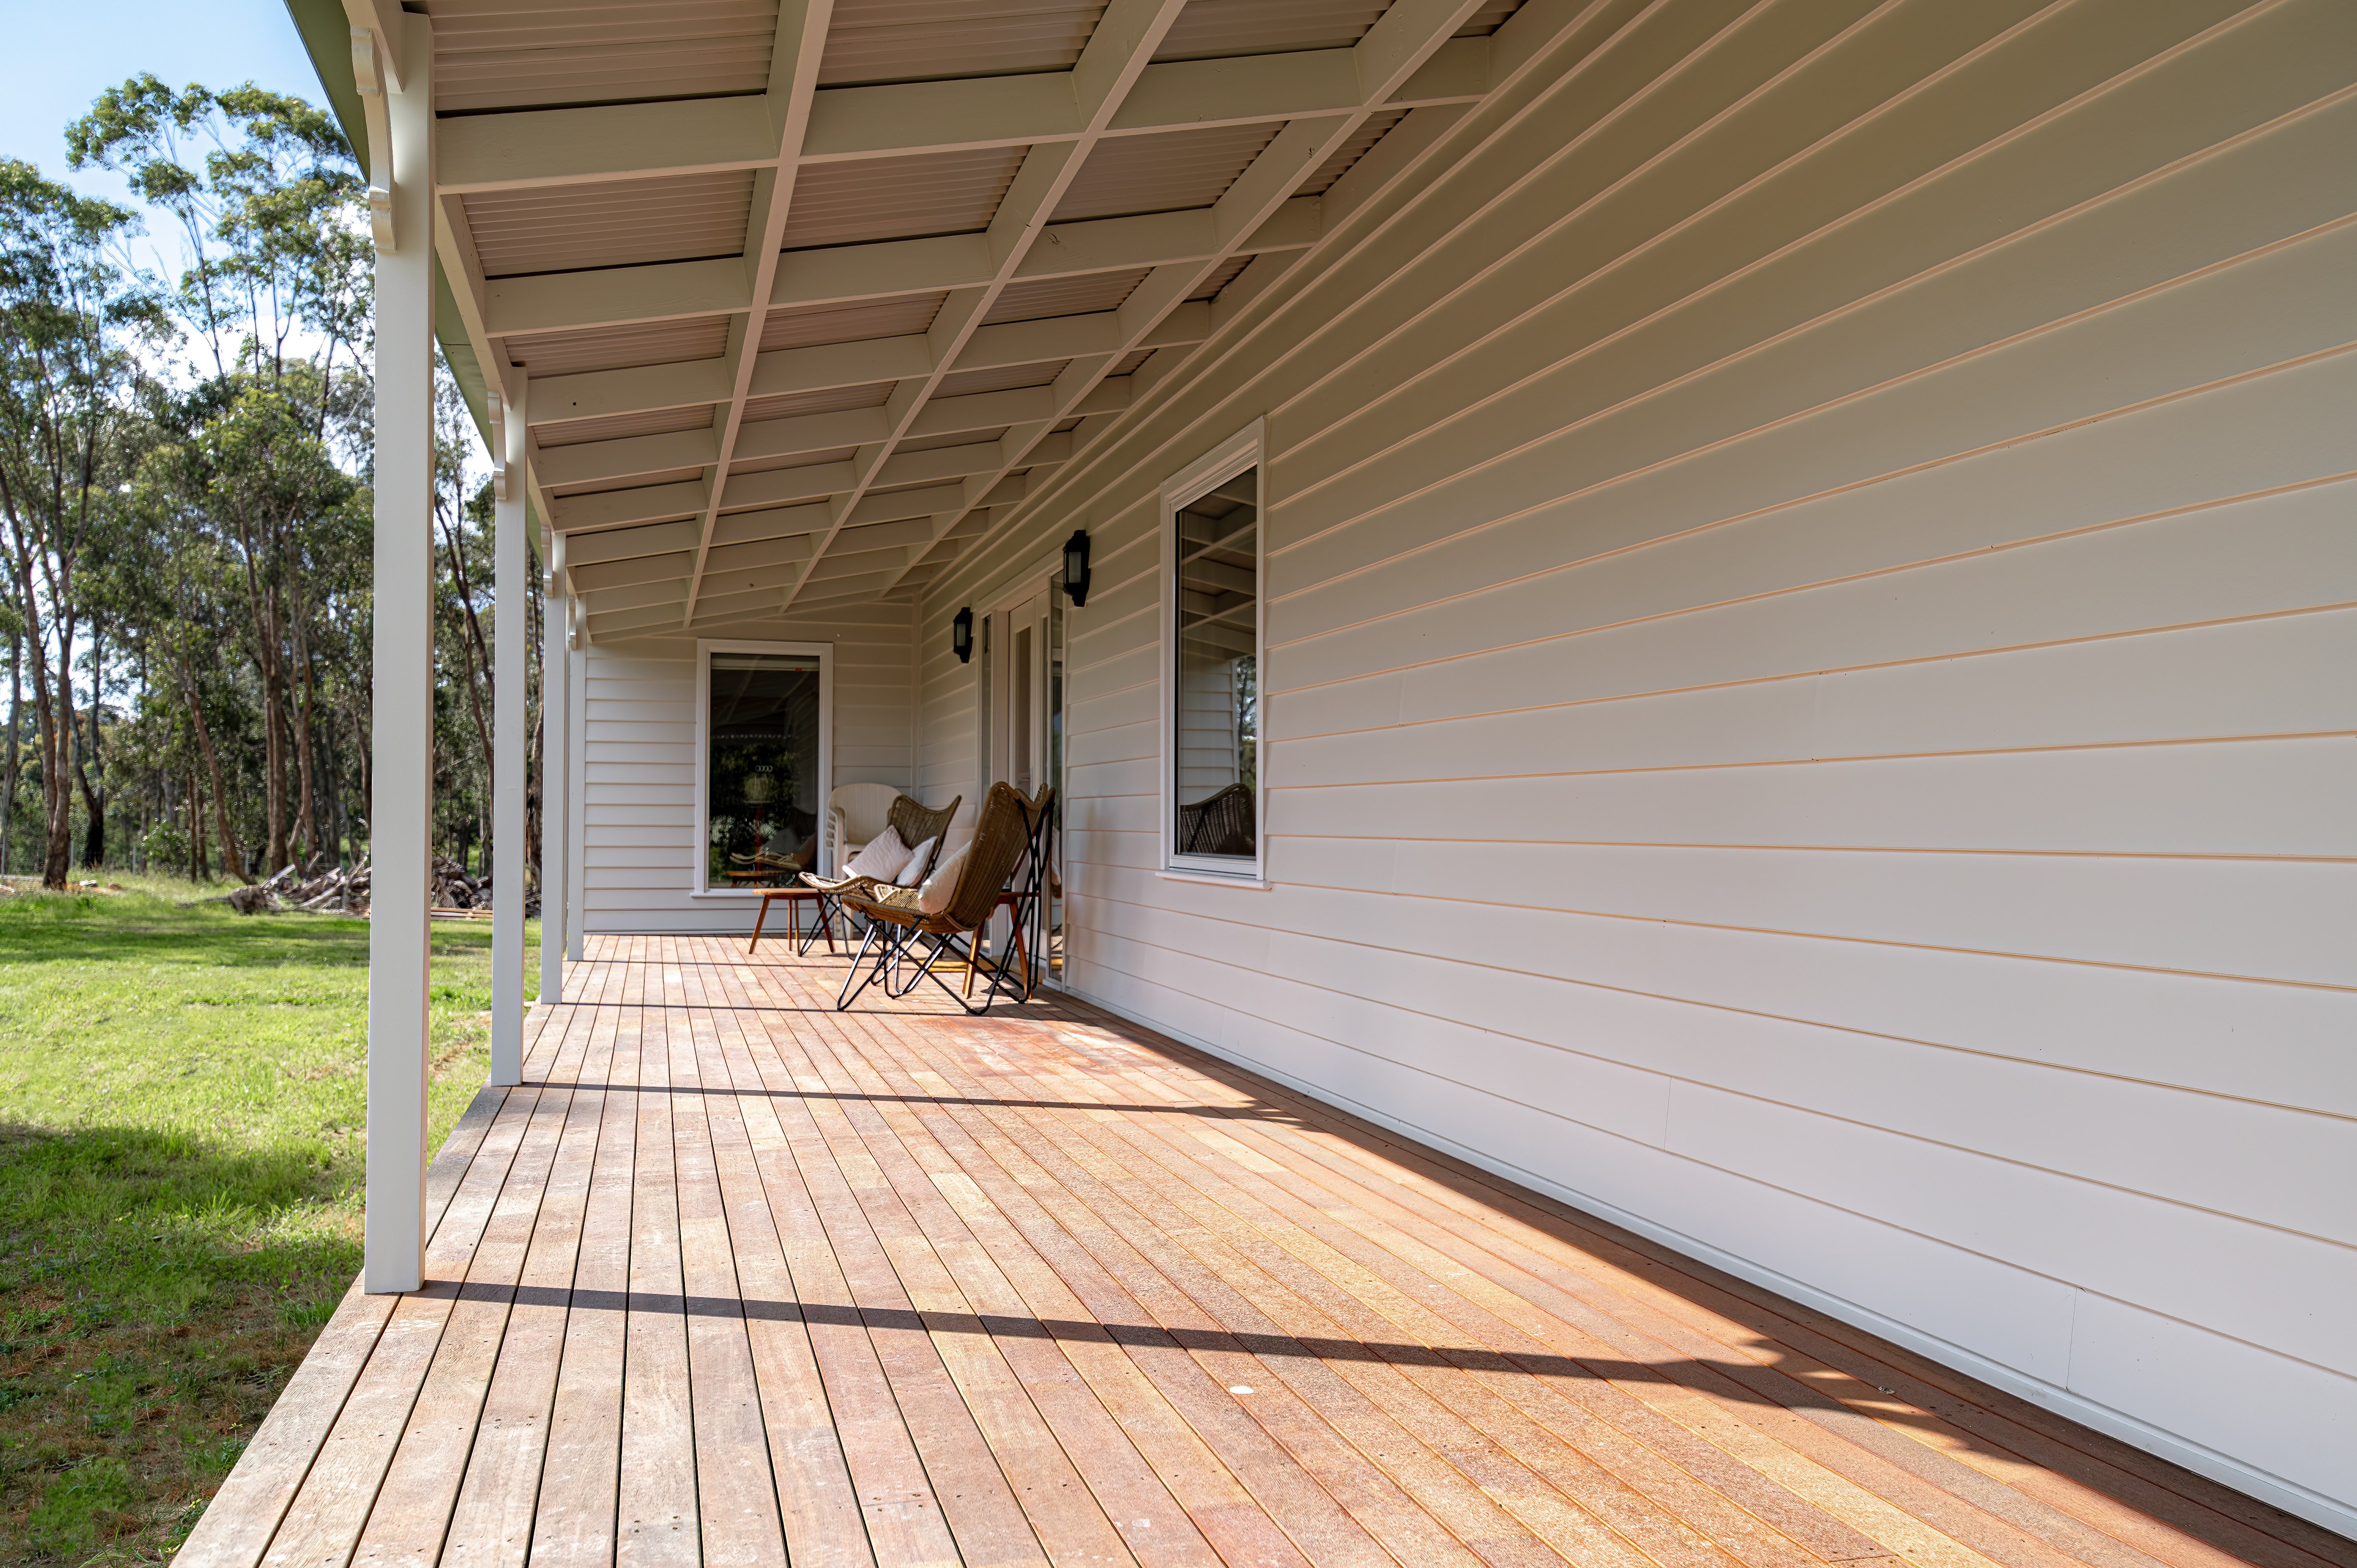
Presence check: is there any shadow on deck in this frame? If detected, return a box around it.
[179,935,2354,1568]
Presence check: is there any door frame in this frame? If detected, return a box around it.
[691,638,833,898]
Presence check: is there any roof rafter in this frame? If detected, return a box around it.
[677,0,840,624]
[770,0,1200,617]
[864,0,1506,604]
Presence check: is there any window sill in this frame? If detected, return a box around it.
[1155,868,1271,890]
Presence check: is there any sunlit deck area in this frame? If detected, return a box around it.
[183,937,2353,1568]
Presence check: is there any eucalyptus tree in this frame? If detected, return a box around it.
[0,160,164,887]
[68,79,372,873]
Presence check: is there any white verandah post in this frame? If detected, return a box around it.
[490,376,527,1086]
[566,607,585,963]
[539,532,569,1003]
[363,11,434,1296]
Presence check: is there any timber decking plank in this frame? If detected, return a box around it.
[716,1000,967,1568]
[669,1010,789,1568]
[259,1082,540,1568]
[986,1023,1891,1568]
[784,1011,1204,1568]
[441,1003,612,1568]
[175,1086,512,1568]
[528,1002,641,1568]
[833,1014,1346,1568]
[198,937,2348,1568]
[742,1010,1054,1568]
[616,1009,699,1568]
[820,1014,1439,1567]
[692,998,877,1568]
[974,1030,1790,1568]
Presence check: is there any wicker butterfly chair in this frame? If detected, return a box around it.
[1178,781,1254,856]
[793,792,960,954]
[835,782,1051,1014]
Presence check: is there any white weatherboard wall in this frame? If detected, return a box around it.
[580,600,914,933]
[914,0,2357,1533]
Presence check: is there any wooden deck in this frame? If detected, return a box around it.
[183,935,2353,1568]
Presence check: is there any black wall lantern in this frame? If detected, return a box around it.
[1061,528,1093,608]
[952,605,974,663]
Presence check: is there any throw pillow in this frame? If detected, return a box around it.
[895,836,938,886]
[841,825,912,883]
[916,842,968,915]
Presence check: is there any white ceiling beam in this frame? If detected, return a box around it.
[439,96,775,191]
[714,503,831,547]
[490,204,1313,343]
[733,405,896,461]
[564,519,705,568]
[486,257,750,337]
[438,45,1490,194]
[536,428,720,490]
[530,360,731,426]
[549,480,709,535]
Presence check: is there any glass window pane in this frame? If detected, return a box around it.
[1173,466,1258,859]
[707,652,821,885]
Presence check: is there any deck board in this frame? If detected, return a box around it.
[179,936,2357,1568]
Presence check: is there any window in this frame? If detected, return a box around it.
[695,641,830,894]
[1161,423,1264,879]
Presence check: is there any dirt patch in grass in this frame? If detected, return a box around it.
[0,883,534,1565]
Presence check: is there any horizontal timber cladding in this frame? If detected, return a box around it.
[908,0,2357,1535]
[578,599,915,934]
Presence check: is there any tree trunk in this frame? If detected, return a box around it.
[76,614,104,869]
[36,626,72,890]
[1,629,18,877]
[293,622,319,862]
[177,655,252,884]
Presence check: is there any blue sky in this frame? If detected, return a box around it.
[2,0,326,209]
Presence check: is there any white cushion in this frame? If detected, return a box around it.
[840,825,912,883]
[916,842,968,915]
[894,836,938,886]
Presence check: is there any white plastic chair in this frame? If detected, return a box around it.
[821,782,901,876]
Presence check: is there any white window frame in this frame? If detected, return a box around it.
[692,638,832,897]
[1159,419,1267,883]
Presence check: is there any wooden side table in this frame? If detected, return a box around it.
[746,885,831,955]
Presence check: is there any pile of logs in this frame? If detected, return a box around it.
[217,853,538,917]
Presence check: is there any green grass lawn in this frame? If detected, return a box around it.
[0,878,536,1566]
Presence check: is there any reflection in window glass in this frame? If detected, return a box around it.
[707,652,821,886]
[1172,466,1258,859]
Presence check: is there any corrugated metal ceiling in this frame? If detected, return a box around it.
[818,0,1106,86]
[504,315,733,377]
[761,291,949,351]
[426,0,780,113]
[1299,107,1407,194]
[1052,121,1282,223]
[464,171,755,277]
[934,359,1071,399]
[782,146,1028,250]
[1185,252,1253,302]
[549,465,706,499]
[741,380,899,423]
[1154,0,1523,61]
[981,268,1150,326]
[729,445,863,475]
